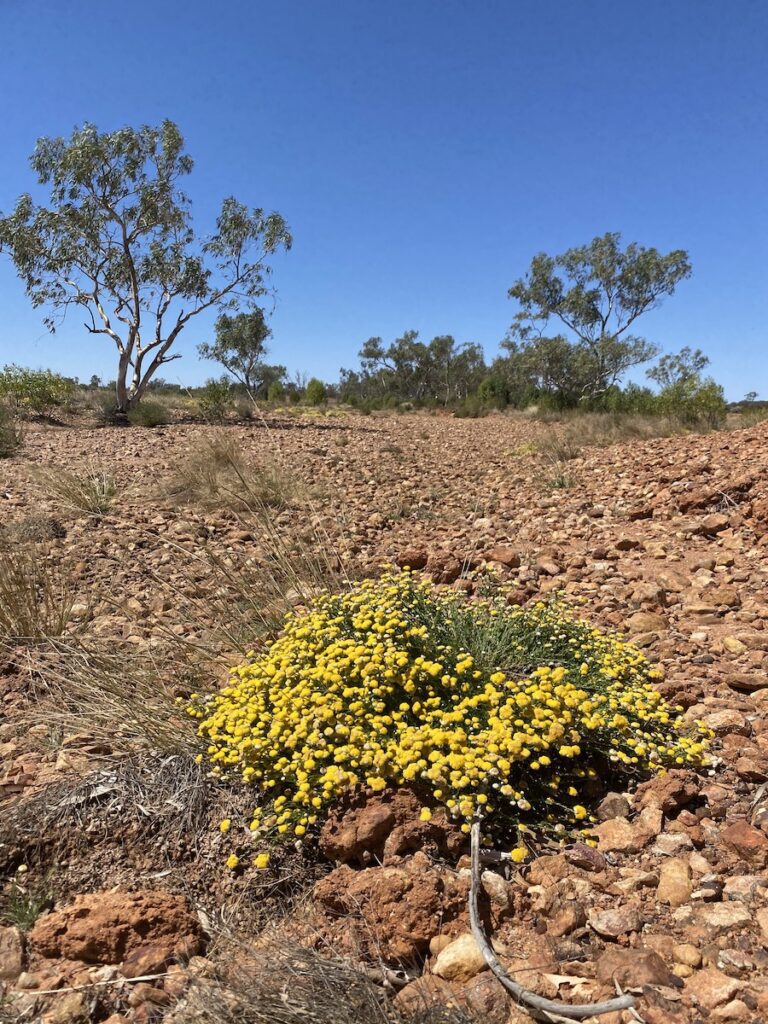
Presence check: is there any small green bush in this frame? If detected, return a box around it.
[305,378,327,406]
[198,377,233,422]
[477,376,509,409]
[0,404,23,458]
[659,378,727,428]
[454,397,487,419]
[0,365,74,416]
[267,380,286,403]
[127,400,170,428]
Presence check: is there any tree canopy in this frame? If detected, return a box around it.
[506,233,691,402]
[0,120,291,412]
[342,331,486,405]
[198,310,274,392]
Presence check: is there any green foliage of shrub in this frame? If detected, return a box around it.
[658,378,727,428]
[198,376,234,422]
[0,404,23,458]
[305,378,327,406]
[454,397,488,418]
[477,375,509,409]
[127,400,171,427]
[0,365,74,415]
[267,380,286,403]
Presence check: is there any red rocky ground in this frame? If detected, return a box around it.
[1,411,767,1023]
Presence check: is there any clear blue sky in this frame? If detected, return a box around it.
[0,0,766,398]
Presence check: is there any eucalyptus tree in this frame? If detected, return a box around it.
[0,121,291,413]
[647,346,710,389]
[507,232,691,402]
[198,309,273,392]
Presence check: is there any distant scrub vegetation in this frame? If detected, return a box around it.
[0,114,752,428]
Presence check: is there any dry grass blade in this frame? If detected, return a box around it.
[0,545,81,642]
[180,940,477,1024]
[26,639,201,754]
[0,752,216,861]
[165,433,298,512]
[32,464,118,516]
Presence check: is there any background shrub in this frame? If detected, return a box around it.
[658,378,727,428]
[0,403,23,458]
[305,378,327,406]
[127,400,171,428]
[0,365,75,416]
[267,380,286,403]
[198,376,234,422]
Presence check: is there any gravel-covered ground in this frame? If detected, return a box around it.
[1,411,768,1023]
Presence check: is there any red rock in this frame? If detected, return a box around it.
[313,860,474,962]
[462,972,510,1023]
[588,907,643,939]
[427,553,463,584]
[720,820,768,864]
[396,549,428,570]
[595,946,680,988]
[565,842,606,872]
[700,513,730,535]
[485,545,521,568]
[685,967,741,1010]
[394,975,465,1015]
[28,891,202,967]
[319,788,464,865]
[547,903,587,937]
[635,770,700,813]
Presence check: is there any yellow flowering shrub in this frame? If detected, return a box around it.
[188,572,708,857]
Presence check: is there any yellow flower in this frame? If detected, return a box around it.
[510,847,528,863]
[187,572,709,869]
[219,818,232,833]
[225,854,240,870]
[419,807,432,821]
[253,853,270,869]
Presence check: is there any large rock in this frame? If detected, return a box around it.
[312,856,476,962]
[635,770,699,813]
[657,858,692,907]
[29,890,202,967]
[593,806,663,853]
[485,545,521,568]
[720,820,768,864]
[393,975,463,1015]
[319,788,464,865]
[432,932,488,982]
[685,967,742,1010]
[0,925,25,982]
[588,907,643,939]
[675,902,752,938]
[596,946,680,989]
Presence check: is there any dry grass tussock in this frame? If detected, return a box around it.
[179,940,477,1024]
[0,752,216,862]
[165,433,300,511]
[32,464,118,516]
[0,545,82,643]
[534,411,684,459]
[26,639,201,754]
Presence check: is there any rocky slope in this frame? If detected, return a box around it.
[1,411,767,1023]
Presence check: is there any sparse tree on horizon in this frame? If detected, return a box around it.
[197,309,274,393]
[0,120,291,415]
[507,232,691,402]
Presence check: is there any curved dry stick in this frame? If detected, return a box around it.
[468,820,636,1021]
